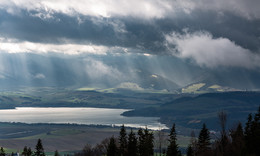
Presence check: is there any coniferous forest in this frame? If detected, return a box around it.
[76,106,260,156]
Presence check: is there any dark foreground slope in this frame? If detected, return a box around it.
[123,92,260,130]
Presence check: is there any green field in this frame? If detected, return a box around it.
[0,122,121,152]
[0,122,191,153]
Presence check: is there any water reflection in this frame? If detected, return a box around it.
[0,107,168,130]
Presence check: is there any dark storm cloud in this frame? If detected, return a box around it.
[1,8,259,54]
[0,0,260,69]
[0,9,166,53]
[0,9,118,44]
[193,0,260,20]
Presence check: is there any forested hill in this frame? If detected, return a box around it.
[123,91,260,130]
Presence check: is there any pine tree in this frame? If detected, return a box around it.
[230,123,245,156]
[138,128,145,156]
[22,146,32,156]
[245,113,256,155]
[186,145,193,156]
[144,127,154,156]
[245,113,253,135]
[34,139,45,156]
[119,125,128,156]
[0,147,5,156]
[244,107,260,155]
[107,137,118,156]
[22,146,28,156]
[127,129,137,156]
[166,124,181,156]
[27,147,32,156]
[254,106,260,155]
[138,128,154,156]
[254,106,260,121]
[197,123,211,156]
[244,113,253,154]
[54,150,59,156]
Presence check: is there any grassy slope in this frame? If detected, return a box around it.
[0,88,179,110]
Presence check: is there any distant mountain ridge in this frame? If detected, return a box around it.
[178,82,242,94]
[1,53,260,91]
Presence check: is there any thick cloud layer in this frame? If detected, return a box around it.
[166,31,260,69]
[0,0,171,18]
[0,0,259,71]
[1,0,260,19]
[194,0,260,20]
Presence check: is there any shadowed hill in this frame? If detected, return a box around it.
[123,92,260,130]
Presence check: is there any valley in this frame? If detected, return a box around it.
[1,87,259,134]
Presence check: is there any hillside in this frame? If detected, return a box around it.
[123,92,260,130]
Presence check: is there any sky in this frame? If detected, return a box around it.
[0,0,260,90]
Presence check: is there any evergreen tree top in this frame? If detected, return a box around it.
[198,123,211,148]
[169,124,177,142]
[166,123,181,156]
[35,139,45,156]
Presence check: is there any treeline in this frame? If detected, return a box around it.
[1,107,259,156]
[76,107,260,156]
[75,126,155,156]
[186,107,260,156]
[0,139,48,156]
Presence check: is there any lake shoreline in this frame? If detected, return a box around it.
[0,107,168,130]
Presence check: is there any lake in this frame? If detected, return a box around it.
[0,107,167,130]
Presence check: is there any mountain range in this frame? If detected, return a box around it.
[0,53,260,92]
